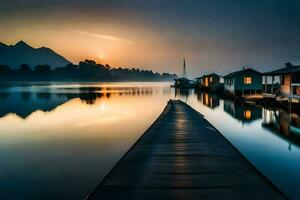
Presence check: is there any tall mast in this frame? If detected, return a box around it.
[183,58,186,78]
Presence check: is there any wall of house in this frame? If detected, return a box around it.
[294,86,300,95]
[203,76,220,87]
[294,74,300,83]
[197,76,220,88]
[209,76,220,86]
[283,74,291,85]
[291,74,300,96]
[262,76,280,84]
[280,85,290,96]
[224,78,235,93]
[195,78,203,88]
[262,75,281,94]
[280,75,291,95]
[233,72,262,91]
[220,77,224,83]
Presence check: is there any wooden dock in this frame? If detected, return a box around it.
[86,100,286,200]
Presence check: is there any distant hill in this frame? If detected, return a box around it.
[0,41,71,69]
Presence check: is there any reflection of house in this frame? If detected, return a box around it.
[223,99,262,123]
[224,68,262,96]
[262,63,300,100]
[201,92,220,109]
[174,87,190,99]
[196,73,221,88]
[262,108,300,146]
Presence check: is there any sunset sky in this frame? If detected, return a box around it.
[1,0,300,77]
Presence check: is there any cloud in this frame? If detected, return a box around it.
[74,30,134,44]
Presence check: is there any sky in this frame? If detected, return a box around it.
[1,0,300,77]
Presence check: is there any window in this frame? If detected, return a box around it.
[226,78,233,85]
[244,77,252,84]
[244,110,252,119]
[210,77,213,82]
[204,77,208,86]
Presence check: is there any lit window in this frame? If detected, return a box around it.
[205,78,208,86]
[210,77,213,82]
[244,77,252,84]
[244,110,252,119]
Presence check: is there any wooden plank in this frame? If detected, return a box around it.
[86,100,286,200]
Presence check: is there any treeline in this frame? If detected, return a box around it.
[0,59,177,82]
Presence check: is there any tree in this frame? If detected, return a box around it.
[104,64,111,70]
[35,65,51,73]
[0,64,11,73]
[19,64,32,73]
[79,59,97,67]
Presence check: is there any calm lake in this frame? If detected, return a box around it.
[0,82,299,199]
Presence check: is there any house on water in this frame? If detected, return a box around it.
[174,77,194,88]
[262,63,300,100]
[224,68,263,96]
[195,73,221,88]
[173,58,195,88]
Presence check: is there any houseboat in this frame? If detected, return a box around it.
[172,58,195,88]
[262,63,300,100]
[173,77,195,88]
[195,73,221,89]
[224,68,263,97]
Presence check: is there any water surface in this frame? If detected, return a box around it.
[0,83,299,199]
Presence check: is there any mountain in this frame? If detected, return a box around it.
[0,41,71,69]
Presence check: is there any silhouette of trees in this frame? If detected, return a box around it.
[0,64,11,73]
[0,60,177,82]
[79,59,96,67]
[35,65,51,73]
[19,64,32,73]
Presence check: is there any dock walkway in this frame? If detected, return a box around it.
[87,100,286,200]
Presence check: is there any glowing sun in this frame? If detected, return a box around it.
[99,54,105,59]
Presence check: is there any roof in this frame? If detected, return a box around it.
[195,73,220,79]
[203,73,220,78]
[174,77,190,81]
[264,65,300,75]
[224,68,262,78]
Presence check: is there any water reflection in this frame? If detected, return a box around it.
[197,92,220,109]
[0,82,171,200]
[1,85,300,199]
[191,90,300,141]
[262,109,300,148]
[223,100,262,123]
[0,92,68,118]
[0,85,158,118]
[174,88,190,102]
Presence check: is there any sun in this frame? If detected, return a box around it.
[99,54,105,59]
